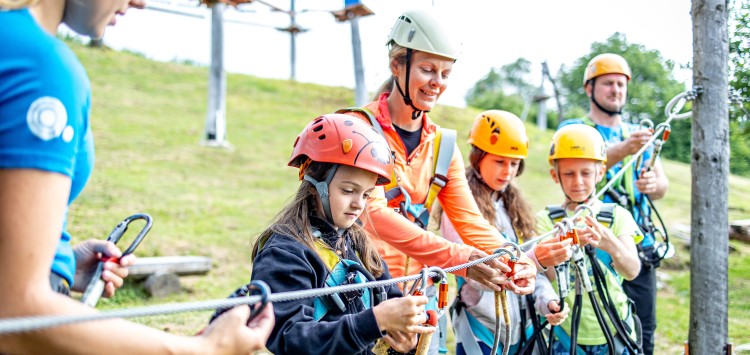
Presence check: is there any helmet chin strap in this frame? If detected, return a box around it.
[304,164,340,225]
[590,79,623,117]
[393,48,428,120]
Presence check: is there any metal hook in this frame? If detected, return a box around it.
[574,205,594,219]
[246,280,271,321]
[665,90,695,121]
[425,266,448,284]
[418,268,431,295]
[500,241,522,262]
[639,118,654,132]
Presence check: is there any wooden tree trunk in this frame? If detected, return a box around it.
[689,0,730,353]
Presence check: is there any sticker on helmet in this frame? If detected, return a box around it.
[370,144,391,165]
[26,97,67,141]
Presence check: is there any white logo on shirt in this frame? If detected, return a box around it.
[26,97,68,141]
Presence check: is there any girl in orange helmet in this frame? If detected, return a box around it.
[441,110,571,354]
[227,114,434,355]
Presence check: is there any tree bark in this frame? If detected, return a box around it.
[689,0,729,353]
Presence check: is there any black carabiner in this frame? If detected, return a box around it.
[210,280,271,324]
[106,214,152,256]
[81,213,153,307]
[246,280,270,322]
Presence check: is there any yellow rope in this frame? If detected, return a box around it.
[491,290,512,355]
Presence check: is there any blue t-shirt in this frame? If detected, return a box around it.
[0,9,95,285]
[559,118,655,245]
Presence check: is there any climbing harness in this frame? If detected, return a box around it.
[544,205,643,355]
[81,214,152,308]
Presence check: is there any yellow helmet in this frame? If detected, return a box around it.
[548,124,607,165]
[468,110,528,159]
[583,53,631,85]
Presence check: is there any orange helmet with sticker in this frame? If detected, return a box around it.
[289,114,394,185]
[468,110,528,159]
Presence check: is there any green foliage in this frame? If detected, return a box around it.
[730,0,750,130]
[557,32,686,123]
[465,58,558,128]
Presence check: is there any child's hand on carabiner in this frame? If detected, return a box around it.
[504,255,537,295]
[579,215,618,252]
[373,295,435,334]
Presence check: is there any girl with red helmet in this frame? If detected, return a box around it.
[231,114,434,354]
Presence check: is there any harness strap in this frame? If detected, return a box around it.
[546,205,566,224]
[426,128,455,213]
[596,203,616,228]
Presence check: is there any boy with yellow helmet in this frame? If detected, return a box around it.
[538,124,643,354]
[441,110,571,354]
[560,53,669,355]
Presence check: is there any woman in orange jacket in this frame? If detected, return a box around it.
[342,10,538,353]
[350,8,537,289]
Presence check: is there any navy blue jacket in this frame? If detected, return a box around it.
[252,217,403,355]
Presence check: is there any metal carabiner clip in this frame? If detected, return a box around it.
[81,213,153,307]
[425,266,449,311]
[245,280,271,322]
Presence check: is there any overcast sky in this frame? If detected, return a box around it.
[89,0,695,108]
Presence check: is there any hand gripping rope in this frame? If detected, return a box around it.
[491,242,521,355]
[81,214,153,308]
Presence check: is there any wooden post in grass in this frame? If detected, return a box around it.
[204,1,228,146]
[689,0,729,352]
[332,1,375,107]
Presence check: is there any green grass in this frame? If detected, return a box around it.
[65,41,750,352]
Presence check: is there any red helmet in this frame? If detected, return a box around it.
[289,114,393,185]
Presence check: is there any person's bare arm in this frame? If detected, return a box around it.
[0,169,271,354]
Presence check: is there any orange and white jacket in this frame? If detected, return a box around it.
[347,93,512,279]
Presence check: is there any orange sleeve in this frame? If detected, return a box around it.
[363,179,473,277]
[437,144,509,253]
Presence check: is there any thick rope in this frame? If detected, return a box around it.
[0,251,507,335]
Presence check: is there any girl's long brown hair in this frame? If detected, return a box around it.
[251,162,384,277]
[465,146,536,240]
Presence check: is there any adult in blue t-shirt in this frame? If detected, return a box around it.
[558,53,669,355]
[0,0,273,353]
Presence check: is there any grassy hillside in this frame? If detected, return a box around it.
[67,41,750,352]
